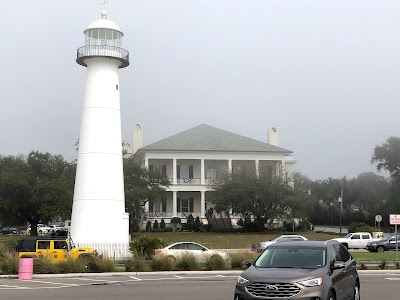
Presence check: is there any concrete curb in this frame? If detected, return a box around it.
[1,269,400,279]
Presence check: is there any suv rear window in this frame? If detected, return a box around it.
[17,239,36,252]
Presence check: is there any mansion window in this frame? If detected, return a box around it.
[149,198,167,213]
[177,197,194,212]
[177,165,193,179]
[149,164,167,175]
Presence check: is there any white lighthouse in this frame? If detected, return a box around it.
[71,11,130,255]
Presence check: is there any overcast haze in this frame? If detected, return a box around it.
[1,0,399,180]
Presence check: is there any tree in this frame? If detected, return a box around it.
[123,155,170,233]
[210,171,295,225]
[371,137,400,179]
[0,152,75,235]
[371,137,400,214]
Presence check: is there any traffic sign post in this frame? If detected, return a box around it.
[389,214,400,264]
[375,214,382,231]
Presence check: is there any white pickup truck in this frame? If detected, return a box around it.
[330,232,381,250]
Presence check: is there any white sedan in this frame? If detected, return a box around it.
[154,242,230,261]
[253,235,308,252]
[27,224,52,234]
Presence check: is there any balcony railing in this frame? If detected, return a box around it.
[76,45,129,68]
[177,178,201,184]
[148,212,203,219]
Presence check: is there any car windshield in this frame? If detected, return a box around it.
[344,233,353,238]
[254,246,326,269]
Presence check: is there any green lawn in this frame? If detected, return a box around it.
[131,231,341,249]
[351,251,400,261]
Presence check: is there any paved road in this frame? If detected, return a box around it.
[0,272,398,300]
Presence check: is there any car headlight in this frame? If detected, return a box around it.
[298,277,323,287]
[237,276,249,285]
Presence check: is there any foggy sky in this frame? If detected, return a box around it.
[1,0,399,180]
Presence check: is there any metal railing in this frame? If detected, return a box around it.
[76,242,130,260]
[76,45,129,68]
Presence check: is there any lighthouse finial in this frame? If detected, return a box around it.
[98,0,109,18]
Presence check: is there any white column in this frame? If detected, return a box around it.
[172,191,177,217]
[255,160,259,176]
[144,200,149,217]
[144,157,149,169]
[201,159,205,185]
[200,191,205,218]
[172,158,177,185]
[228,159,232,173]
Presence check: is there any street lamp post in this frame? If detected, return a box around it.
[338,197,343,234]
[330,202,333,226]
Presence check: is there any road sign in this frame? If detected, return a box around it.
[390,214,400,225]
[375,215,382,223]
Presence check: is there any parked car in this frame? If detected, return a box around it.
[26,224,52,234]
[48,224,65,233]
[330,232,381,250]
[235,240,360,300]
[252,235,308,252]
[16,236,97,263]
[0,227,24,235]
[154,242,230,261]
[367,234,400,253]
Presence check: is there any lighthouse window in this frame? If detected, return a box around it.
[106,29,112,40]
[99,29,106,39]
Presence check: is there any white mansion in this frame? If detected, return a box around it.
[131,124,296,225]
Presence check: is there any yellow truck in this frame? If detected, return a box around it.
[16,236,97,263]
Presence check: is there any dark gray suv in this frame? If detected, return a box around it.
[234,240,360,300]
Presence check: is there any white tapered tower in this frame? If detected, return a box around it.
[71,11,130,253]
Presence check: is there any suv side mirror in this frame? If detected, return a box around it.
[245,259,254,267]
[331,261,345,270]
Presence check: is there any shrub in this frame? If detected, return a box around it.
[58,257,88,273]
[160,219,166,229]
[230,255,246,270]
[146,221,152,232]
[4,236,20,251]
[0,248,19,275]
[86,256,116,273]
[150,256,175,271]
[187,214,194,223]
[358,262,367,270]
[395,262,400,269]
[205,255,226,271]
[175,254,199,271]
[129,235,168,259]
[153,220,159,230]
[164,227,173,232]
[347,222,375,234]
[378,260,387,270]
[33,257,60,274]
[124,258,147,272]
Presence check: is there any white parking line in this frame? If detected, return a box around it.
[0,285,27,289]
[385,278,400,280]
[31,280,79,286]
[129,276,142,281]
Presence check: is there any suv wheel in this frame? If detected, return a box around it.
[377,246,385,253]
[327,291,336,300]
[353,282,360,300]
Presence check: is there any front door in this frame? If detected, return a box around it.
[52,240,69,263]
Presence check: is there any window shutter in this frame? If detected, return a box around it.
[189,198,194,212]
[189,165,193,178]
[162,165,167,175]
[149,200,154,212]
[149,165,153,172]
[177,197,181,212]
[162,197,166,212]
[177,165,180,178]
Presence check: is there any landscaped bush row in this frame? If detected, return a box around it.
[0,240,258,275]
